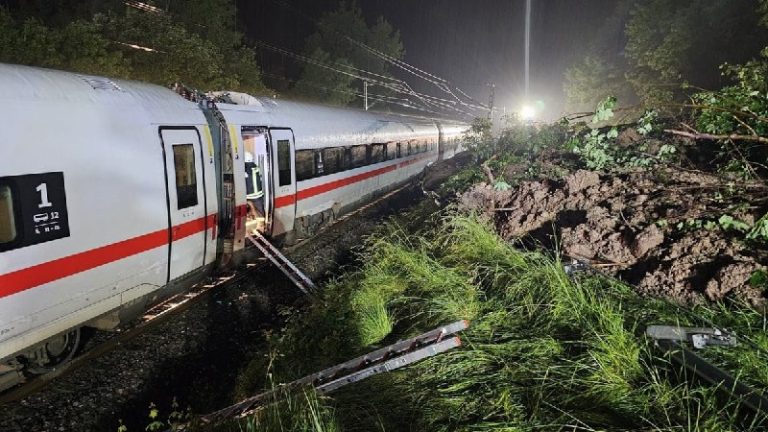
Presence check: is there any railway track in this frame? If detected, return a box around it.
[0,182,417,407]
[0,270,248,405]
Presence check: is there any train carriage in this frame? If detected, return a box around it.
[0,63,467,391]
[212,92,454,244]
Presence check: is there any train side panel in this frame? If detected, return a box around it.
[215,98,451,242]
[0,65,213,361]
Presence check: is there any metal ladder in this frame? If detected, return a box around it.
[647,325,768,415]
[198,320,469,426]
[246,232,317,294]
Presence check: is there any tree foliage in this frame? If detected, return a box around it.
[763,0,768,26]
[565,0,768,111]
[293,48,358,106]
[692,52,768,138]
[563,1,634,113]
[0,0,267,94]
[564,56,629,113]
[292,1,404,106]
[0,7,129,77]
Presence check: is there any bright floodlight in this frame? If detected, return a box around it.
[519,105,536,121]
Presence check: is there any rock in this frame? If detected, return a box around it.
[705,262,757,301]
[617,128,643,146]
[631,225,664,258]
[564,170,600,193]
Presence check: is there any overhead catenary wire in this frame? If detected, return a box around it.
[123,0,480,119]
[267,0,489,113]
[252,40,477,118]
[260,71,445,116]
[342,34,486,110]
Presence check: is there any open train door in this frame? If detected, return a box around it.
[241,127,273,236]
[269,128,296,238]
[159,127,209,281]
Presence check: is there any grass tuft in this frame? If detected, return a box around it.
[229,213,768,432]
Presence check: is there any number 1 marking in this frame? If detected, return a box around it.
[36,183,53,208]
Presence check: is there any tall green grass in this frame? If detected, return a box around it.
[236,389,339,432]
[231,214,768,431]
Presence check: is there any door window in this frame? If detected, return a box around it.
[0,185,17,244]
[277,139,292,186]
[172,144,198,209]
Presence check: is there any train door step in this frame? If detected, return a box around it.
[245,232,317,294]
[198,320,470,426]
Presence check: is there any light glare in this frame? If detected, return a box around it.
[520,105,536,120]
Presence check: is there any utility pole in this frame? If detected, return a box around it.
[486,83,495,119]
[364,80,369,111]
[524,0,532,100]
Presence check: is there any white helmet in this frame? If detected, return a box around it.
[244,151,254,163]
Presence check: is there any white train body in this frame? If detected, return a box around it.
[0,64,466,387]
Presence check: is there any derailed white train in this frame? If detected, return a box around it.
[0,63,466,390]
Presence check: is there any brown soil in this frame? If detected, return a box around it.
[459,168,768,306]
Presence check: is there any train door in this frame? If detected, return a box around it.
[241,127,273,235]
[269,128,296,236]
[160,128,208,281]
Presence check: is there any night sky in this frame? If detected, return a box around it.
[238,0,620,118]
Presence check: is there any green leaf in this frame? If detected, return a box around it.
[493,181,512,191]
[750,270,768,288]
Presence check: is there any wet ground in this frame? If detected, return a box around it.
[0,176,444,432]
[459,166,768,306]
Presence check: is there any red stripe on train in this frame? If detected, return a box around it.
[274,153,432,209]
[0,152,433,297]
[0,214,216,300]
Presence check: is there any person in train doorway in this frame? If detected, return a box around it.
[244,151,265,222]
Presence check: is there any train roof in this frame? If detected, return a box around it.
[0,63,468,148]
[0,63,203,125]
[213,92,451,150]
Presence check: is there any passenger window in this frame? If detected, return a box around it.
[351,145,367,168]
[384,143,394,160]
[295,149,315,181]
[277,139,292,186]
[0,185,16,244]
[396,143,403,158]
[407,143,413,155]
[172,144,198,209]
[371,144,385,164]
[323,147,342,174]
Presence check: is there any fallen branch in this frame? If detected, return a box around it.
[663,102,768,125]
[664,129,768,144]
[481,155,497,184]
